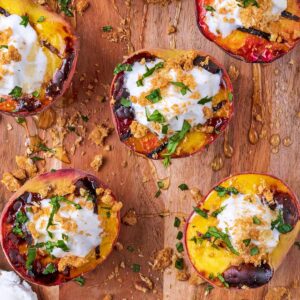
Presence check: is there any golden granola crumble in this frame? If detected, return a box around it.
[121,208,137,226]
[1,172,21,192]
[88,124,111,146]
[152,247,173,271]
[90,154,104,172]
[130,121,148,138]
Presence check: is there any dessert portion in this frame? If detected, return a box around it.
[185,174,300,288]
[0,0,78,115]
[0,270,37,300]
[0,169,121,286]
[196,0,300,62]
[111,49,233,165]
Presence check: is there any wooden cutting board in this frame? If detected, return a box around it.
[0,0,299,299]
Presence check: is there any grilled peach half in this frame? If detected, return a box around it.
[195,0,300,63]
[0,169,121,286]
[0,0,78,116]
[110,49,233,164]
[185,173,300,288]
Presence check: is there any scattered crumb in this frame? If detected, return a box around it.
[122,209,137,226]
[176,269,190,281]
[90,154,104,172]
[189,272,205,286]
[114,242,124,251]
[134,274,154,293]
[167,24,177,34]
[1,172,21,192]
[88,124,111,146]
[152,247,173,271]
[228,65,239,81]
[6,123,13,131]
[102,294,113,300]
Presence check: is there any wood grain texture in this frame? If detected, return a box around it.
[0,0,299,299]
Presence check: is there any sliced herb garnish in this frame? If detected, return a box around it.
[136,62,164,86]
[162,124,168,135]
[16,117,26,124]
[204,284,214,295]
[58,0,74,17]
[193,207,208,219]
[178,183,189,191]
[38,143,54,153]
[243,238,251,247]
[114,63,133,75]
[211,205,227,217]
[228,92,233,102]
[176,242,184,253]
[203,226,239,255]
[74,276,85,286]
[176,231,183,240]
[145,108,166,123]
[170,81,191,96]
[237,0,259,8]
[214,186,239,197]
[155,189,162,198]
[163,120,191,166]
[131,263,141,272]
[102,25,113,32]
[26,247,37,270]
[20,15,29,27]
[146,89,162,103]
[32,90,40,97]
[120,97,131,107]
[252,216,261,225]
[198,96,212,105]
[271,209,293,234]
[62,233,69,241]
[9,86,22,98]
[0,45,8,49]
[174,217,181,228]
[12,211,28,237]
[43,263,56,274]
[37,16,46,23]
[250,246,259,256]
[175,258,184,270]
[81,114,89,122]
[217,273,229,288]
[205,5,216,12]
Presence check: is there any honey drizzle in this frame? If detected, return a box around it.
[223,127,233,158]
[249,64,264,145]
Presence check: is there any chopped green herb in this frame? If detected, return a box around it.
[26,247,37,270]
[113,63,132,75]
[120,97,131,107]
[20,15,29,27]
[16,117,26,124]
[68,125,76,132]
[237,0,259,8]
[217,273,229,288]
[198,96,212,105]
[271,209,293,234]
[74,276,85,286]
[176,231,183,240]
[178,183,189,191]
[193,207,208,219]
[252,216,261,225]
[157,181,164,189]
[0,97,6,102]
[250,246,259,256]
[37,16,46,23]
[136,62,164,86]
[127,245,135,252]
[163,120,191,166]
[176,242,184,253]
[58,0,74,17]
[205,5,216,12]
[174,217,181,228]
[209,273,215,280]
[228,92,233,102]
[211,205,227,217]
[106,211,111,218]
[102,25,113,32]
[9,86,22,98]
[16,211,29,224]
[43,263,56,275]
[50,169,56,173]
[0,45,8,49]
[81,114,89,122]
[131,263,141,272]
[38,143,54,153]
[12,226,23,236]
[26,207,33,213]
[162,124,168,135]
[170,81,191,96]
[243,239,251,247]
[62,233,69,241]
[155,190,161,198]
[32,90,40,97]
[146,89,162,103]
[204,284,214,295]
[175,258,184,270]
[145,108,165,123]
[214,186,239,197]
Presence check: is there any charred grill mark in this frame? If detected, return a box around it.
[237,27,271,41]
[0,7,10,17]
[281,10,300,21]
[40,40,64,59]
[46,52,75,97]
[212,100,227,112]
[193,56,221,74]
[147,141,168,158]
[95,245,101,259]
